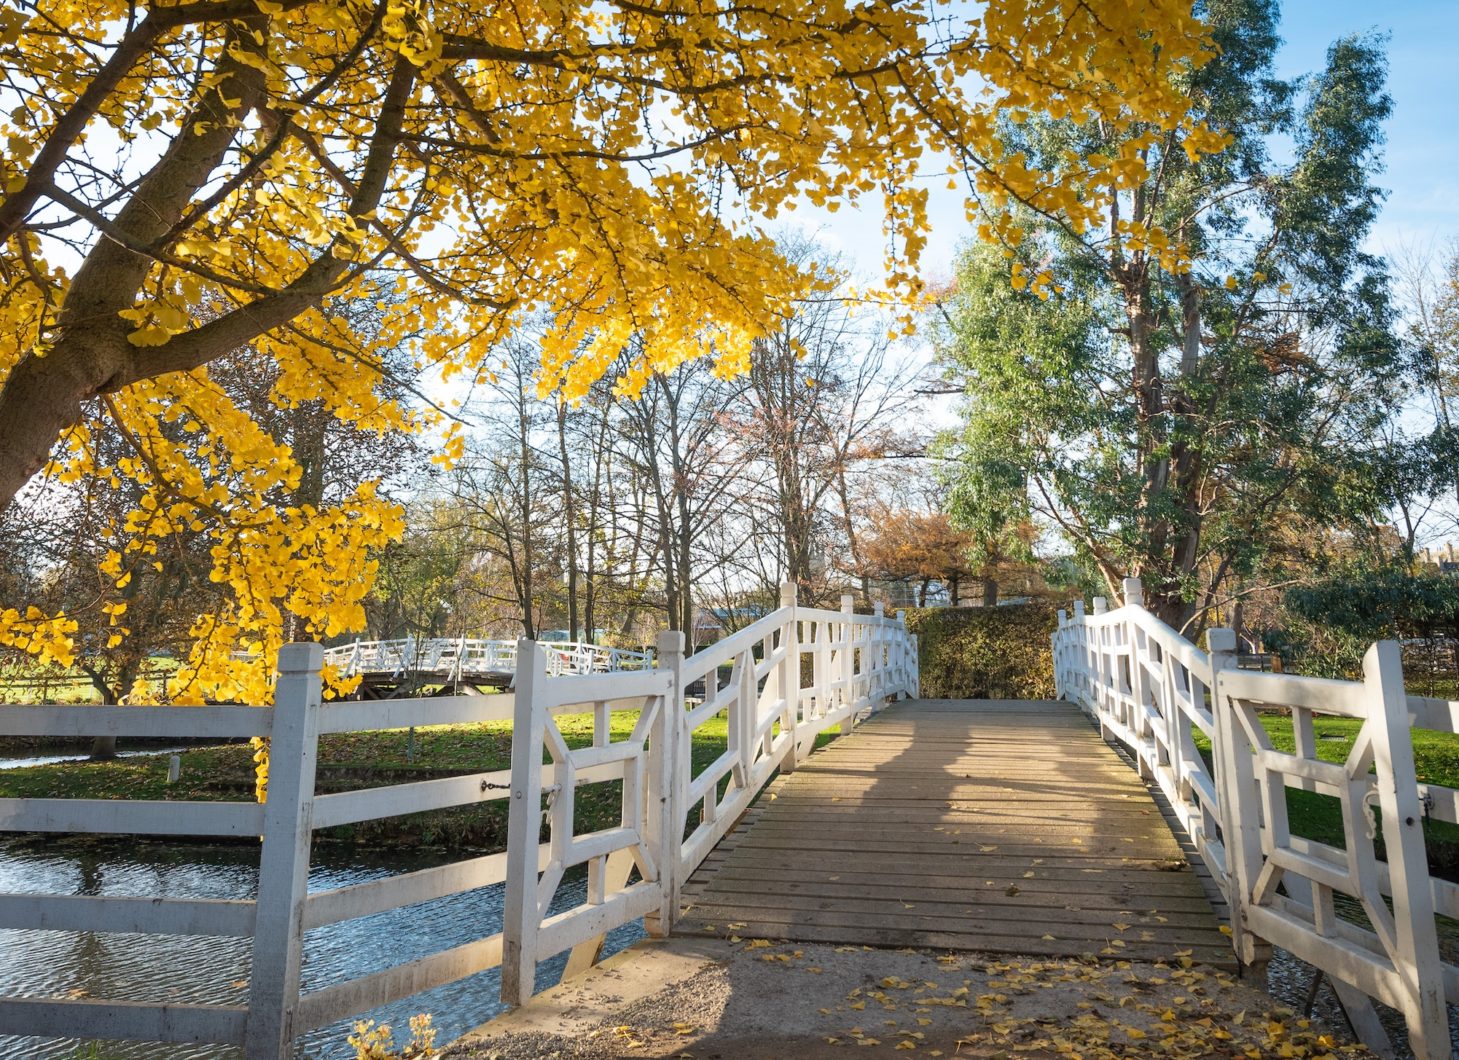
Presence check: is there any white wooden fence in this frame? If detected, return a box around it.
[0,584,916,1057]
[1053,577,1457,1059]
[322,637,653,682]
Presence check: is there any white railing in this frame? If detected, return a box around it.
[1053,577,1456,1059]
[0,584,918,1057]
[321,636,653,683]
[669,586,919,893]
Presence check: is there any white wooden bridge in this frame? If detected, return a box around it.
[1,579,1456,1058]
[321,636,654,697]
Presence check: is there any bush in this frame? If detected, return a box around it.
[903,602,1063,700]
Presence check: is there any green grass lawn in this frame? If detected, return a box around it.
[0,710,818,851]
[0,673,105,705]
[1193,712,1459,880]
[0,659,178,706]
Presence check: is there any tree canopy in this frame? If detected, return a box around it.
[935,0,1423,630]
[0,0,1226,694]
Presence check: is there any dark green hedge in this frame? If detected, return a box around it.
[903,603,1062,701]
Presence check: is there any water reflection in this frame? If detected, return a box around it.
[1262,891,1459,1056]
[0,749,192,771]
[10,835,1453,1058]
[0,836,642,1059]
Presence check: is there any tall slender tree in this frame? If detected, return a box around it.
[938,2,1410,630]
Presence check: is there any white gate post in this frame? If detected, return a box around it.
[839,594,856,731]
[870,600,885,708]
[1122,578,1154,778]
[909,616,920,698]
[1053,609,1067,700]
[647,630,685,935]
[502,639,548,1007]
[895,609,909,698]
[1364,641,1447,1057]
[777,581,802,769]
[1072,600,1087,703]
[1090,597,1108,732]
[244,643,323,1060]
[1207,627,1271,979]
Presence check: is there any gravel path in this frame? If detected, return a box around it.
[444,938,1368,1058]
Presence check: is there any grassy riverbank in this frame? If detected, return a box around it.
[1193,712,1459,880]
[0,711,755,851]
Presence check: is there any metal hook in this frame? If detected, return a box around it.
[1362,788,1381,841]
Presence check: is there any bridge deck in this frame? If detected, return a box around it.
[676,698,1235,969]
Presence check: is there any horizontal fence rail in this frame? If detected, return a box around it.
[0,584,918,1058]
[1053,578,1456,1060]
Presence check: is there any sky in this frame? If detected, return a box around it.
[806,0,1459,287]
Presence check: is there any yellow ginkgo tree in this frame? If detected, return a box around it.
[0,0,1225,699]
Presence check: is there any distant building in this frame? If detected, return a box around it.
[690,605,772,648]
[1418,544,1459,575]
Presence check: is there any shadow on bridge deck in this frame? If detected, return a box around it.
[676,697,1235,970]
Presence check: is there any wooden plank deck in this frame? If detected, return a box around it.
[675,698,1236,969]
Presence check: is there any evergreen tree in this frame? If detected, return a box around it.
[936,1,1427,630]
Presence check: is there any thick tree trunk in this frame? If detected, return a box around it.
[0,24,271,513]
[981,576,998,608]
[0,348,112,510]
[83,658,136,759]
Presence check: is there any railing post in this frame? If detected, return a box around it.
[913,635,921,697]
[1363,641,1447,1057]
[1207,627,1271,982]
[1053,609,1067,700]
[908,617,920,699]
[895,609,909,698]
[1123,579,1144,718]
[839,593,856,732]
[244,643,322,1060]
[1121,578,1153,778]
[871,600,885,707]
[502,640,548,1007]
[1089,598,1108,725]
[778,581,801,769]
[1072,600,1087,703]
[646,630,685,936]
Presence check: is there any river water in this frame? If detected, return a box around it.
[10,832,1452,1060]
[1262,896,1459,1056]
[0,748,192,771]
[0,835,642,1059]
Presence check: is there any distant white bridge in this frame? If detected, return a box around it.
[321,637,654,697]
